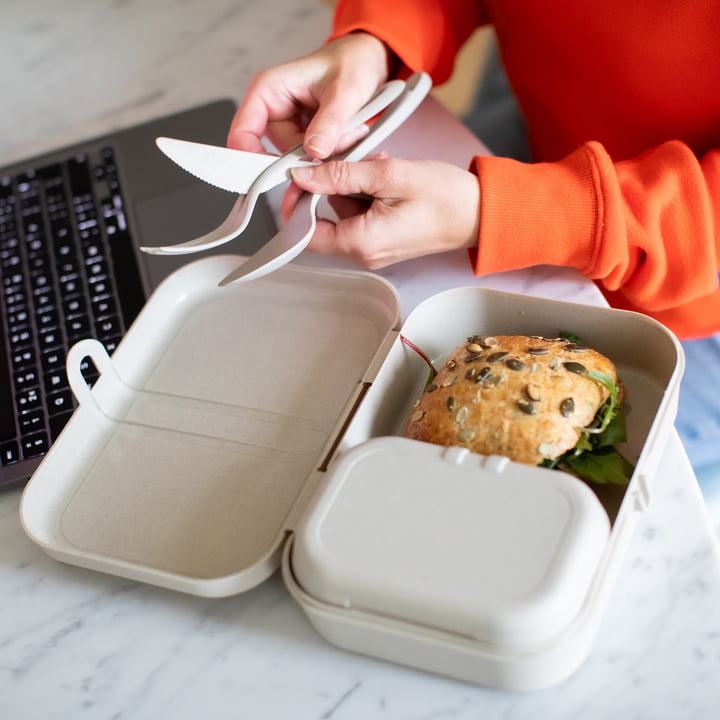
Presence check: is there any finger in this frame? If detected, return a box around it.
[324,193,371,220]
[265,119,307,155]
[227,71,317,151]
[305,217,355,258]
[290,159,391,199]
[227,92,271,152]
[280,182,307,223]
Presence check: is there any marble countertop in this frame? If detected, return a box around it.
[2,1,720,718]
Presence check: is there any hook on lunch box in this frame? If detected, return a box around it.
[66,338,117,407]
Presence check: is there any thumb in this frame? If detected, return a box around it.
[290,159,385,198]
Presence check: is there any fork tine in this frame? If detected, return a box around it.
[139,194,252,255]
[218,192,320,285]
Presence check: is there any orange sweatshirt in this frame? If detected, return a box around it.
[331,0,720,339]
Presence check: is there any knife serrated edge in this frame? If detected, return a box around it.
[155,137,315,193]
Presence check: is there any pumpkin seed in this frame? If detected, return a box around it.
[411,410,425,422]
[475,366,492,383]
[506,358,526,371]
[564,343,588,353]
[563,361,587,375]
[456,406,469,424]
[441,373,457,387]
[487,351,509,363]
[447,396,456,411]
[446,359,457,369]
[425,383,437,392]
[464,352,484,363]
[560,397,575,417]
[527,347,549,356]
[459,428,476,443]
[465,367,477,380]
[467,342,484,353]
[526,383,541,401]
[517,399,537,415]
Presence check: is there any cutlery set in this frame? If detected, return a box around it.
[141,73,432,285]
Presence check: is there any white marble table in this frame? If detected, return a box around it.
[2,2,720,718]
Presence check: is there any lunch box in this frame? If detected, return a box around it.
[20,256,684,690]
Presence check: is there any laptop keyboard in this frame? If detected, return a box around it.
[0,147,145,486]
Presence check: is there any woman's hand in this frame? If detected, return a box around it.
[227,32,392,158]
[289,157,481,269]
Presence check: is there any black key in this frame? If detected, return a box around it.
[67,155,93,197]
[2,270,23,294]
[47,388,73,416]
[21,432,49,459]
[27,252,51,273]
[88,277,111,297]
[14,367,39,391]
[16,387,41,413]
[95,314,122,339]
[6,306,30,329]
[41,348,65,373]
[0,441,20,466]
[33,289,56,313]
[64,295,86,316]
[57,256,80,279]
[107,229,145,326]
[37,162,63,183]
[4,289,27,308]
[49,411,73,442]
[36,307,60,330]
[38,327,63,352]
[12,346,36,371]
[66,313,91,340]
[102,337,121,355]
[30,270,52,293]
[9,326,32,349]
[86,257,108,279]
[51,222,73,246]
[91,295,115,318]
[44,368,68,394]
[18,408,45,435]
[59,276,83,297]
[0,304,17,441]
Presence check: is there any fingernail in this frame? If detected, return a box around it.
[290,165,314,182]
[306,134,331,157]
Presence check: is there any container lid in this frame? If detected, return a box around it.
[20,257,400,597]
[291,436,611,648]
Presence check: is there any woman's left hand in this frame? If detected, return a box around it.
[288,157,481,269]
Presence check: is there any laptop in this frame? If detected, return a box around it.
[0,99,277,489]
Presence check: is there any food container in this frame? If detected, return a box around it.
[20,256,684,690]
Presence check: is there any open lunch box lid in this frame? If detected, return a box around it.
[20,255,684,687]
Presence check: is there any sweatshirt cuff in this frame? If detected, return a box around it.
[468,145,604,277]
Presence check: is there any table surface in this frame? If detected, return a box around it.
[2,2,720,718]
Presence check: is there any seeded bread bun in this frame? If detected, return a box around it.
[403,335,625,466]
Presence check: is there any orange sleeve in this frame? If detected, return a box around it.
[469,141,720,337]
[330,0,486,84]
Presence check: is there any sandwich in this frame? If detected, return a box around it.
[403,334,634,485]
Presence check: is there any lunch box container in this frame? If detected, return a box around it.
[20,255,684,690]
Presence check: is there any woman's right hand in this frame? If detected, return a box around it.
[227,32,393,159]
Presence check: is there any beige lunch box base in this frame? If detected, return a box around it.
[20,256,683,690]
